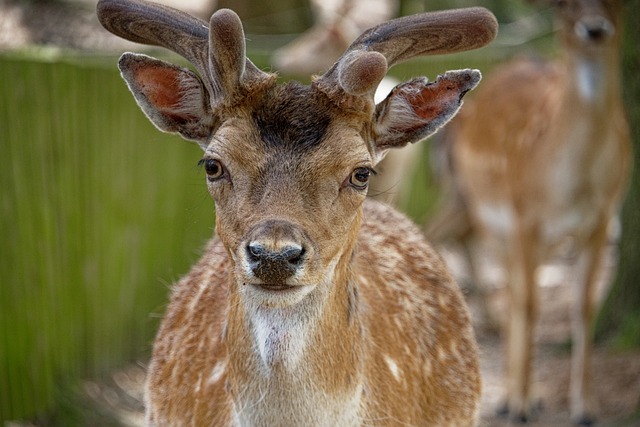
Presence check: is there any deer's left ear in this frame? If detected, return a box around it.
[118,53,217,149]
[372,69,481,161]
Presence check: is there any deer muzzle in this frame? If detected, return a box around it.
[575,15,615,43]
[242,220,310,287]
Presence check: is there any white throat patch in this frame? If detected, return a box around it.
[576,58,603,103]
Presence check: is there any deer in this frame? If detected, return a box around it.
[96,0,498,425]
[427,0,632,424]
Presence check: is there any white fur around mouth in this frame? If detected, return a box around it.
[252,283,299,292]
[243,283,315,307]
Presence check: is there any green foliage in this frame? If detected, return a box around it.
[0,56,213,422]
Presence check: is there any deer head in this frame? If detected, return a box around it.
[96,0,497,310]
[532,0,620,53]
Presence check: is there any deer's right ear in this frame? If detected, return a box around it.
[118,53,216,149]
[372,69,481,161]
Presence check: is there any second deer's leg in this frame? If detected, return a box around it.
[504,228,539,422]
[569,219,609,425]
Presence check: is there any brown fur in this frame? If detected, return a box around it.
[146,201,480,426]
[96,0,498,425]
[430,0,631,423]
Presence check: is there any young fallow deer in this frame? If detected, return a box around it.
[97,0,497,425]
[431,0,631,424]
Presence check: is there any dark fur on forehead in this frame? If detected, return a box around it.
[253,82,332,153]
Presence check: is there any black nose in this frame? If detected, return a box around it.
[575,16,613,42]
[246,242,305,283]
[585,25,605,40]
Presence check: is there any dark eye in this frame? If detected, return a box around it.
[349,167,371,190]
[200,158,225,180]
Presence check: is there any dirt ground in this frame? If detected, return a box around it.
[449,245,640,427]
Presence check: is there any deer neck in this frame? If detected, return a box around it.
[544,42,622,165]
[225,231,366,425]
[537,40,625,237]
[563,43,621,110]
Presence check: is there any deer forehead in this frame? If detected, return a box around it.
[558,0,618,25]
[208,82,375,178]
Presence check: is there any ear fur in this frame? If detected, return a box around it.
[373,69,481,160]
[118,53,217,149]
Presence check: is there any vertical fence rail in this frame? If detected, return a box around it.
[0,57,213,423]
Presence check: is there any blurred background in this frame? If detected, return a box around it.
[0,0,638,425]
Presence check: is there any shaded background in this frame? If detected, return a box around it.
[0,0,638,425]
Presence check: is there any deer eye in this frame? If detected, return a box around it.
[349,167,372,190]
[199,158,225,181]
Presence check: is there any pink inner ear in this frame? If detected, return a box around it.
[406,81,460,120]
[135,66,184,110]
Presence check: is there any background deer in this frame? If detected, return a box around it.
[272,0,398,76]
[96,0,497,425]
[428,0,631,423]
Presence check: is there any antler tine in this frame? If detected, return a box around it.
[97,0,210,79]
[316,7,498,101]
[206,9,273,103]
[351,7,497,68]
[97,0,269,103]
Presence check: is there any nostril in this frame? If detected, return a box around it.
[245,243,305,265]
[244,242,306,283]
[282,246,305,265]
[246,243,265,263]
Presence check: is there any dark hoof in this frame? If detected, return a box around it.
[511,411,529,424]
[495,403,531,423]
[574,415,595,426]
[496,403,510,418]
